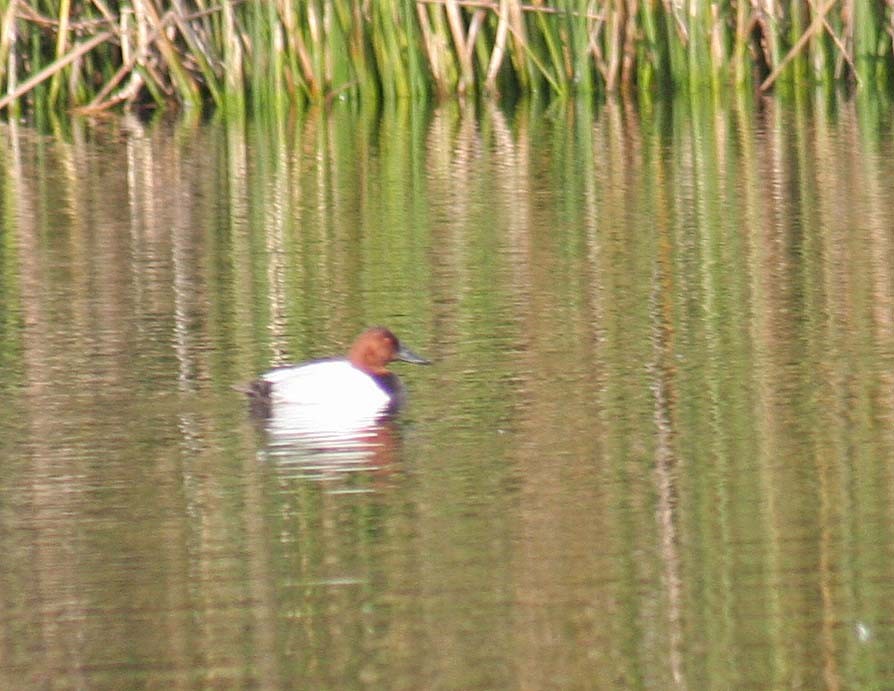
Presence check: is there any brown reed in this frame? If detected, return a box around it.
[0,0,888,115]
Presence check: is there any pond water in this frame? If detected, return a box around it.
[1,93,893,689]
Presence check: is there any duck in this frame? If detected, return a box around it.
[240,327,430,426]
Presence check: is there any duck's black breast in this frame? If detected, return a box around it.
[371,372,406,415]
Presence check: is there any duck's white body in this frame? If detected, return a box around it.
[262,359,391,412]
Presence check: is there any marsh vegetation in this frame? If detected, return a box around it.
[1,0,892,115]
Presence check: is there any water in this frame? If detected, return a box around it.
[1,93,893,689]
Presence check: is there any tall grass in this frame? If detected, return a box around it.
[0,0,891,114]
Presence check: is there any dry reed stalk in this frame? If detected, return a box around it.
[0,0,19,87]
[465,8,487,71]
[589,38,609,83]
[757,0,784,70]
[760,0,842,90]
[605,0,624,90]
[48,0,72,106]
[588,3,610,81]
[709,2,724,68]
[221,0,244,104]
[89,0,117,25]
[0,30,113,111]
[306,1,323,91]
[664,0,689,42]
[417,2,454,94]
[733,0,751,84]
[507,0,530,86]
[135,0,201,107]
[484,0,511,92]
[277,0,317,96]
[80,2,233,112]
[171,0,222,106]
[78,59,142,112]
[806,0,859,84]
[417,0,602,19]
[345,0,374,102]
[621,0,638,87]
[323,2,336,94]
[502,12,562,90]
[533,7,568,91]
[445,0,475,91]
[131,4,174,105]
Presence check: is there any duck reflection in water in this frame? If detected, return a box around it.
[237,327,430,478]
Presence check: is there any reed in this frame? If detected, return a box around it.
[0,0,891,114]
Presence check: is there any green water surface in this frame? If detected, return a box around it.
[1,93,893,689]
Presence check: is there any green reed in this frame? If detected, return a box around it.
[0,0,891,114]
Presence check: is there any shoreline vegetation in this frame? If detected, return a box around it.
[0,0,891,115]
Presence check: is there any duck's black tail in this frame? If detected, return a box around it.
[232,379,274,418]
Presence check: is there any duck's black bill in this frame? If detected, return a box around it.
[397,344,431,365]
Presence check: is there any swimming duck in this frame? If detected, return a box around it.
[241,327,430,424]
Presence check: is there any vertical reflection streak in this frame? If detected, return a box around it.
[650,147,684,690]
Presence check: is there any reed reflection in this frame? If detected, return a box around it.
[0,93,893,690]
